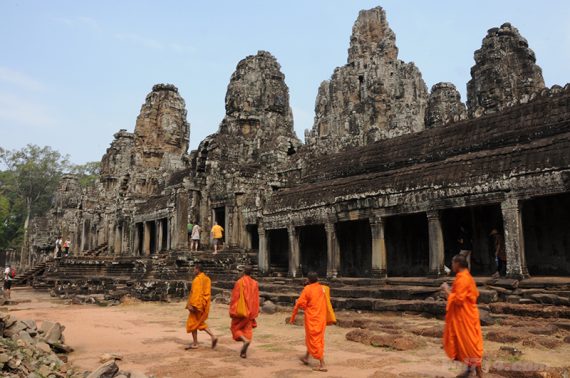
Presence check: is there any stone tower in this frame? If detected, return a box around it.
[467,23,545,118]
[306,6,428,153]
[425,83,467,128]
[218,50,299,164]
[134,84,189,171]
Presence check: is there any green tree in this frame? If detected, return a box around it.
[70,161,100,187]
[1,145,70,266]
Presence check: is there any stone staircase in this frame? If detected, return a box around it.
[84,243,108,257]
[12,261,50,286]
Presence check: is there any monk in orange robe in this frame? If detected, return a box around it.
[229,265,259,358]
[442,254,484,378]
[290,271,329,372]
[185,264,218,349]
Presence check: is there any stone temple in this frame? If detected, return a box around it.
[18,7,570,310]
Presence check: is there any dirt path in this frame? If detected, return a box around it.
[5,288,570,377]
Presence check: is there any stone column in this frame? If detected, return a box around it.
[114,225,122,255]
[143,222,151,256]
[501,198,529,279]
[325,222,340,278]
[287,225,300,277]
[427,210,445,276]
[174,190,189,250]
[258,226,269,275]
[156,220,163,252]
[132,224,140,256]
[370,216,387,278]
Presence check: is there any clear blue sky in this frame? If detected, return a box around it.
[1,1,569,164]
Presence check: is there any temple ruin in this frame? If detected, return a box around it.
[20,7,570,308]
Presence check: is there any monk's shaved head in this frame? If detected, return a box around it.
[243,265,253,275]
[452,254,468,269]
[307,271,319,283]
[194,263,203,272]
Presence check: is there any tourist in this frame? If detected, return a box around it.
[54,236,63,258]
[229,265,259,358]
[289,271,335,373]
[185,264,218,349]
[63,238,71,256]
[210,221,224,255]
[490,229,506,278]
[458,226,473,271]
[187,222,194,248]
[191,223,201,251]
[441,254,483,378]
[3,265,14,299]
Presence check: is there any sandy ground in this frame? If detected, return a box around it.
[4,288,570,377]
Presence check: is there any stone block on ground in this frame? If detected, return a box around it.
[262,300,277,314]
[346,328,373,344]
[86,360,119,378]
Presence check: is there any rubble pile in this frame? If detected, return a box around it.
[0,314,150,378]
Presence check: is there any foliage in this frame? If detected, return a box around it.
[69,161,100,187]
[0,145,71,250]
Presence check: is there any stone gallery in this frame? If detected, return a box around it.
[21,7,570,302]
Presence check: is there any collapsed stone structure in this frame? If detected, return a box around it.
[24,7,570,300]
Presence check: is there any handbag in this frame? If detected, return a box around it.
[236,280,249,318]
[322,285,337,326]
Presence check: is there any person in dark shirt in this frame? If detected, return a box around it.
[458,226,473,271]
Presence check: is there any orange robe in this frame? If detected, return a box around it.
[443,270,483,367]
[229,275,260,341]
[291,282,327,360]
[186,272,211,333]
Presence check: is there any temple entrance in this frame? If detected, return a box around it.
[385,214,429,276]
[523,193,570,276]
[336,220,372,277]
[213,207,226,242]
[246,224,259,250]
[441,205,503,276]
[160,218,168,251]
[268,229,289,275]
[149,221,157,254]
[298,224,327,277]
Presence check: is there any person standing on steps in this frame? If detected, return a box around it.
[210,221,224,255]
[490,229,506,278]
[441,254,484,378]
[54,236,63,258]
[187,221,194,249]
[63,238,71,256]
[229,265,259,358]
[191,223,201,252]
[185,264,218,350]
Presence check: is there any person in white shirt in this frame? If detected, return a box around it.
[3,265,13,299]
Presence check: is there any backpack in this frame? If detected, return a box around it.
[10,268,16,279]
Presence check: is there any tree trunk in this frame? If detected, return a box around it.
[19,199,31,268]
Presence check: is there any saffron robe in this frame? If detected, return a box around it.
[291,282,327,360]
[186,272,211,332]
[443,270,484,367]
[229,275,260,341]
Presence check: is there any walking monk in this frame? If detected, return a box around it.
[289,271,333,373]
[185,264,218,349]
[229,265,259,358]
[441,254,484,377]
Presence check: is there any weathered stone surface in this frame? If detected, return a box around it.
[306,6,428,153]
[467,22,545,118]
[425,82,467,128]
[86,360,119,378]
[345,328,373,344]
[262,300,277,314]
[486,331,522,343]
